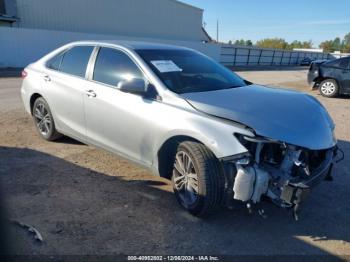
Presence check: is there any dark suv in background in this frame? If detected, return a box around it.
[300,57,315,66]
[308,57,350,97]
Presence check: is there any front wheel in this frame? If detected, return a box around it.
[171,141,223,217]
[32,97,62,141]
[319,79,339,98]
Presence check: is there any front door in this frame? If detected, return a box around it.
[84,47,159,165]
[339,58,350,91]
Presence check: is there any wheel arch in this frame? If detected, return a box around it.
[156,135,213,179]
[29,93,43,115]
[154,124,251,178]
[319,75,341,87]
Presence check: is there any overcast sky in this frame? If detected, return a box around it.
[182,0,350,46]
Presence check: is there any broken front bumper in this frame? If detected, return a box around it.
[222,140,340,220]
[279,149,333,206]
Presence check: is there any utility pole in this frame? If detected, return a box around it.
[216,19,219,43]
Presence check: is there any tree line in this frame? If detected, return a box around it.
[229,38,313,50]
[228,33,350,53]
[319,33,350,53]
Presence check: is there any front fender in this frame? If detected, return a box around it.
[154,115,254,163]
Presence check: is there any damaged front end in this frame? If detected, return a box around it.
[222,134,340,220]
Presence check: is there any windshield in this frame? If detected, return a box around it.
[136,49,248,94]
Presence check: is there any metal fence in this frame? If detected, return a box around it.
[220,45,332,66]
[1,27,348,68]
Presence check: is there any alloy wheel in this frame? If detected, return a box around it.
[33,102,52,136]
[173,151,199,207]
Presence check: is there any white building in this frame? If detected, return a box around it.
[4,0,210,41]
[0,0,216,67]
[293,48,324,53]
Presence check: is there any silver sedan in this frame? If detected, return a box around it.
[21,41,338,218]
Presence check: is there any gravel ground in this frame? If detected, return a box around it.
[0,69,349,258]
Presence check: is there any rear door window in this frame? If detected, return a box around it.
[339,58,350,69]
[59,46,94,78]
[93,47,143,87]
[326,58,350,69]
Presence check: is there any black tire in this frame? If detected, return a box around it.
[171,141,223,217]
[32,97,62,141]
[319,79,339,98]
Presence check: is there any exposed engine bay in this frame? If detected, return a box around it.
[223,134,341,220]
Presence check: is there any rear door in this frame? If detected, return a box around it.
[43,46,94,139]
[338,58,350,91]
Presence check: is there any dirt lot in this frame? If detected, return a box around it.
[0,69,350,258]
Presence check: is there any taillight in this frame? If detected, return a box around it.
[21,70,28,78]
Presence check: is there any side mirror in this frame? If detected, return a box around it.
[119,78,147,95]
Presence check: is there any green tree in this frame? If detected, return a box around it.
[333,37,342,51]
[287,40,313,50]
[343,44,350,53]
[246,40,253,46]
[344,33,350,45]
[288,40,301,49]
[256,38,288,49]
[301,40,313,49]
[234,39,245,45]
[320,40,335,52]
[319,33,350,53]
[343,33,350,53]
[233,39,253,46]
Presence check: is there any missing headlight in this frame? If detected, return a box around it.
[229,133,335,220]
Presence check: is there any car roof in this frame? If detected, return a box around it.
[67,40,192,51]
[313,59,328,63]
[323,56,349,64]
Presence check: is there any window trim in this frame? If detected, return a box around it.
[44,43,159,100]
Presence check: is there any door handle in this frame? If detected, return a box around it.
[85,89,97,98]
[43,75,51,82]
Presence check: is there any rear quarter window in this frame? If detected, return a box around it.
[47,53,64,71]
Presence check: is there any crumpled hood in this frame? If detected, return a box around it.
[182,85,336,150]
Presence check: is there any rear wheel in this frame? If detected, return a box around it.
[171,141,223,217]
[319,79,339,98]
[32,97,62,141]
